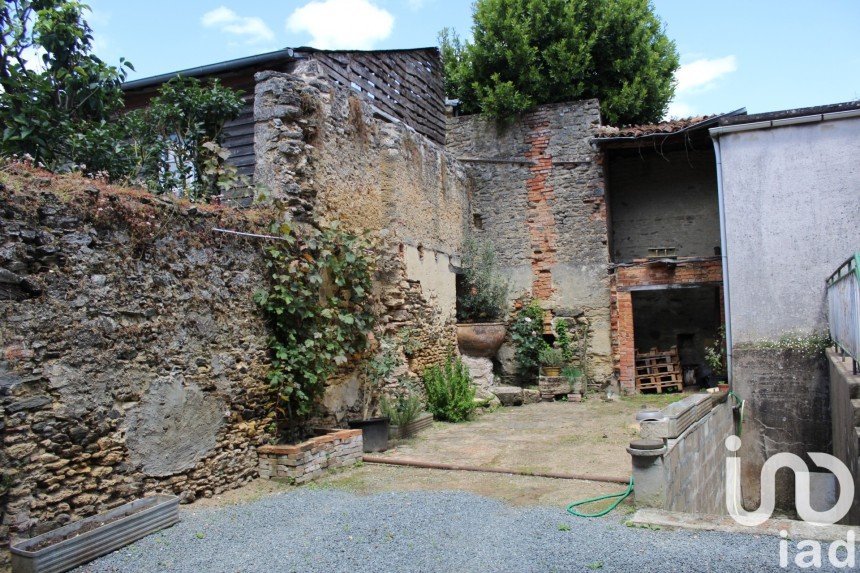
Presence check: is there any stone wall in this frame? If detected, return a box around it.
[828,349,860,525]
[732,347,831,511]
[0,168,274,558]
[631,400,734,515]
[254,62,469,404]
[606,147,719,262]
[251,60,471,422]
[446,102,612,383]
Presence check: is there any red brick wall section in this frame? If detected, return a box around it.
[614,259,723,288]
[525,111,558,300]
[611,259,724,393]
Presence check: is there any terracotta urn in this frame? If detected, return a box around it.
[456,322,507,357]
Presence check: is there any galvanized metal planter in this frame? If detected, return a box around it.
[389,411,434,439]
[11,495,179,573]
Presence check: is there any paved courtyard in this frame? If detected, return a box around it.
[375,395,685,480]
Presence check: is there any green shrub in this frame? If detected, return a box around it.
[510,300,545,379]
[422,356,476,422]
[123,77,245,200]
[457,238,508,322]
[381,390,423,428]
[555,319,573,363]
[538,345,565,367]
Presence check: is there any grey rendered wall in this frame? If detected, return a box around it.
[719,117,860,343]
[608,148,720,261]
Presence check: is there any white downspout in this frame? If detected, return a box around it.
[711,133,733,384]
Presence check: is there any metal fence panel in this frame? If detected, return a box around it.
[827,253,860,362]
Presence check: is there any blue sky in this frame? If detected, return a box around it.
[88,0,860,121]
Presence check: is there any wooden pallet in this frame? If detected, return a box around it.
[635,346,683,393]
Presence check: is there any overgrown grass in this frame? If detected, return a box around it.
[621,391,686,410]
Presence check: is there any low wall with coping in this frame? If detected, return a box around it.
[630,396,734,515]
[257,429,363,484]
[828,349,860,525]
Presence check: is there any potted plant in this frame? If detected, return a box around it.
[456,238,509,357]
[381,386,431,439]
[705,326,729,392]
[538,345,565,377]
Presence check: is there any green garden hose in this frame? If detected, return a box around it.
[566,477,634,518]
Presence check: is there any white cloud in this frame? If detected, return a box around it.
[665,55,738,120]
[675,55,737,94]
[665,100,695,119]
[287,0,394,50]
[201,6,275,44]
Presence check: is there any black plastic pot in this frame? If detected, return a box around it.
[348,417,390,453]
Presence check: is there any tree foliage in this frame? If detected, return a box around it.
[440,0,679,125]
[0,0,132,170]
[123,77,245,200]
[457,237,508,322]
[254,220,377,442]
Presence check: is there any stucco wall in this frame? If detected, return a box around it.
[607,147,720,262]
[718,117,860,343]
[447,102,612,382]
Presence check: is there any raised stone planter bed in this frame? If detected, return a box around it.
[257,429,363,484]
[389,412,434,439]
[10,494,179,573]
[539,375,570,400]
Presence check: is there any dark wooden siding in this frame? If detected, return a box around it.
[222,96,255,179]
[302,49,446,145]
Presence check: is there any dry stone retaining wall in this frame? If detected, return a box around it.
[0,172,274,559]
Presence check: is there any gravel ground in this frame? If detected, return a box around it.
[74,489,852,573]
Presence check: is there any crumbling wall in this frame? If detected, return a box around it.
[253,62,469,413]
[0,169,274,557]
[446,102,611,383]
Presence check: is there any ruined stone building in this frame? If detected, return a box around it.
[3,46,859,548]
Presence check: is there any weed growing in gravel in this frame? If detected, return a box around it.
[557,523,571,532]
[624,521,661,531]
